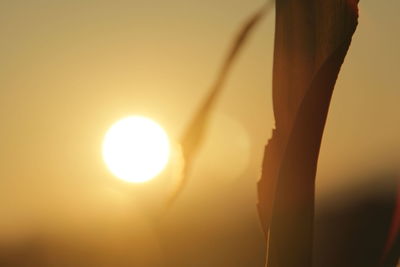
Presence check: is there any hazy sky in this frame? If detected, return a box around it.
[0,1,399,266]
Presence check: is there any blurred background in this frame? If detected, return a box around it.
[0,0,399,266]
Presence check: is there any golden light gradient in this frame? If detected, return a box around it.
[0,1,399,266]
[102,116,170,183]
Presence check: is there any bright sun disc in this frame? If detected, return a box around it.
[102,116,170,183]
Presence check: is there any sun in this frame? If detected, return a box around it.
[102,116,170,183]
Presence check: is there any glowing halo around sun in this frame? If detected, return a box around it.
[102,116,170,183]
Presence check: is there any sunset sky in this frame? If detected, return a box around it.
[0,1,399,266]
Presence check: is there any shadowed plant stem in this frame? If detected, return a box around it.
[257,1,359,266]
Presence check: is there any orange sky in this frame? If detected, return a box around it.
[0,1,399,266]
